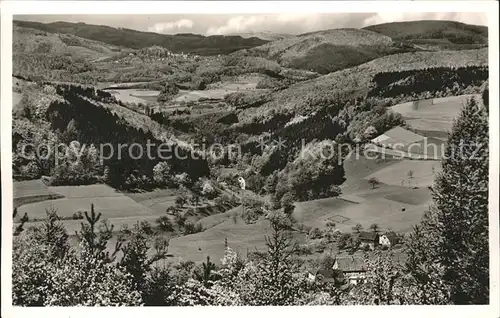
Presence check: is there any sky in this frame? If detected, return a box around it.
[14,13,488,36]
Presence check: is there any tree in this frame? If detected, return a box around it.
[156,216,173,232]
[189,194,200,207]
[407,170,414,179]
[12,217,142,306]
[337,233,352,250]
[118,224,169,296]
[153,162,172,185]
[193,256,219,288]
[347,251,405,305]
[62,119,78,143]
[166,206,180,215]
[175,194,188,209]
[481,79,488,110]
[368,177,380,189]
[14,212,29,236]
[369,223,380,233]
[431,97,489,304]
[363,125,377,140]
[175,212,187,228]
[280,192,295,215]
[403,211,451,304]
[241,211,306,305]
[32,207,70,260]
[352,223,363,233]
[75,204,117,261]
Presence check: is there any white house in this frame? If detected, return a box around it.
[238,177,246,190]
[379,232,398,248]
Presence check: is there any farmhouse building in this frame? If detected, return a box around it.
[333,257,368,285]
[358,231,379,250]
[379,232,399,248]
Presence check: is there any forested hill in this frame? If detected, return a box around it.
[365,20,488,50]
[13,20,269,55]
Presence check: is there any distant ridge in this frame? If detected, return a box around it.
[228,31,295,41]
[365,20,487,50]
[13,20,269,56]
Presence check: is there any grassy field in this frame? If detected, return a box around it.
[294,184,431,233]
[13,179,64,209]
[169,212,306,264]
[390,94,478,134]
[365,159,440,187]
[17,184,157,230]
[108,89,160,104]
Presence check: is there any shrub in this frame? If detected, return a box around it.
[72,211,84,220]
[175,213,187,228]
[308,228,323,240]
[295,244,314,256]
[241,197,266,224]
[201,180,218,199]
[183,222,203,235]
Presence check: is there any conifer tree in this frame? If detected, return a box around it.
[432,97,489,304]
[406,97,489,304]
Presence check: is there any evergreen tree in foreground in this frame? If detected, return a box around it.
[405,96,489,305]
[433,97,489,304]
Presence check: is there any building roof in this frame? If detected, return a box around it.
[371,126,425,148]
[335,257,367,272]
[358,231,378,241]
[314,269,338,283]
[316,269,335,279]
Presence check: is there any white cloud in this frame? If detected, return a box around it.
[148,19,194,34]
[205,14,322,35]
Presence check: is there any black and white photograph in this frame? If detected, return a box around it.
[1,1,499,315]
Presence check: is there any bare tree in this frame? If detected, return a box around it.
[353,223,363,233]
[368,177,380,189]
[370,223,380,233]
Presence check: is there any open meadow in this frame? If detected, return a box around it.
[107,89,161,104]
[15,183,158,232]
[13,179,64,208]
[390,94,479,135]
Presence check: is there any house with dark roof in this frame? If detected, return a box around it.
[333,256,368,285]
[357,231,379,250]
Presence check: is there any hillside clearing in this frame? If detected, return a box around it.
[390,94,479,133]
[294,185,431,233]
[16,184,156,225]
